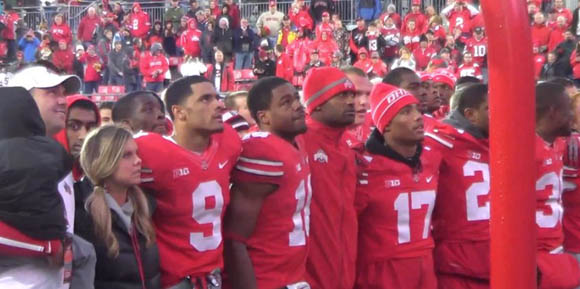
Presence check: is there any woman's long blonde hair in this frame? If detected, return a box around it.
[80,125,155,258]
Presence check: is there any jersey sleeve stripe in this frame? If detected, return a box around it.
[141,177,155,183]
[425,132,454,148]
[0,236,45,252]
[359,179,368,185]
[239,157,284,167]
[236,165,284,177]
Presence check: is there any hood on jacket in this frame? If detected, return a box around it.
[0,87,46,139]
[188,18,198,30]
[132,2,142,13]
[443,109,487,139]
[54,95,100,180]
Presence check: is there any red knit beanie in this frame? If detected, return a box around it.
[303,67,356,114]
[432,69,457,89]
[418,71,432,82]
[370,83,419,133]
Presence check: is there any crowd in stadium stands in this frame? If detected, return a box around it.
[0,0,571,95]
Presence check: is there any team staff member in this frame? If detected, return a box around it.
[356,83,440,289]
[302,67,359,289]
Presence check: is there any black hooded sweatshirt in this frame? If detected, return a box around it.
[0,87,71,239]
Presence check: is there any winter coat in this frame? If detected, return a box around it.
[413,46,437,71]
[253,58,276,79]
[18,36,40,63]
[97,38,112,67]
[108,48,127,76]
[179,19,202,57]
[532,23,550,53]
[381,25,400,59]
[75,198,161,289]
[78,15,102,42]
[313,38,339,66]
[402,28,421,52]
[206,62,235,92]
[212,28,234,58]
[53,48,75,74]
[358,0,381,21]
[200,29,215,64]
[233,27,256,53]
[140,52,169,83]
[276,52,293,82]
[541,62,557,79]
[349,27,368,55]
[50,22,72,45]
[164,6,184,29]
[81,53,103,82]
[1,11,18,40]
[256,10,285,37]
[289,7,314,31]
[548,26,568,52]
[128,3,151,39]
[228,3,241,30]
[0,87,70,240]
[402,12,427,34]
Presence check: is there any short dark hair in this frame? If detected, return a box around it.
[224,91,248,110]
[98,101,115,110]
[456,83,488,116]
[536,81,566,121]
[165,76,211,120]
[548,76,575,88]
[69,99,96,115]
[456,76,481,87]
[248,77,290,125]
[383,67,417,86]
[341,66,366,77]
[112,90,163,123]
[275,44,284,53]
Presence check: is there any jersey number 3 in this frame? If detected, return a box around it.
[190,181,224,251]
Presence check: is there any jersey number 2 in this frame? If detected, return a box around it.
[464,160,491,221]
[190,181,224,251]
[394,190,436,244]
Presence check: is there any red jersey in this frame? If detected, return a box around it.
[402,12,427,33]
[413,46,437,71]
[535,134,565,252]
[356,141,441,262]
[232,132,311,289]
[465,36,487,67]
[381,25,401,58]
[129,3,151,39]
[49,23,72,45]
[563,134,580,253]
[457,63,482,80]
[312,39,339,66]
[425,124,491,279]
[555,7,573,27]
[446,9,473,34]
[135,126,242,288]
[315,22,334,40]
[402,28,421,52]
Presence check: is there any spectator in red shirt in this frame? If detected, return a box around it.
[402,19,421,51]
[315,11,334,40]
[369,51,388,77]
[147,21,163,47]
[354,48,373,73]
[80,45,103,93]
[549,15,569,52]
[313,30,339,66]
[140,43,169,92]
[1,4,18,61]
[128,2,151,39]
[179,18,202,58]
[554,0,572,27]
[379,3,401,29]
[413,35,437,71]
[53,40,74,74]
[77,7,102,47]
[532,12,551,54]
[402,0,427,33]
[441,0,479,34]
[49,14,72,45]
[428,15,447,47]
[275,44,293,82]
[289,0,314,31]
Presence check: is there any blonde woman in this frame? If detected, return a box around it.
[78,125,160,289]
[391,46,416,71]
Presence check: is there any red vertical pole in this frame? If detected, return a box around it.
[480,0,538,288]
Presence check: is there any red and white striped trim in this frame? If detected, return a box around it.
[238,157,283,167]
[425,132,453,149]
[236,165,284,177]
[0,236,45,253]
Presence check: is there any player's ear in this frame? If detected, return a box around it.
[256,110,270,126]
[463,107,476,123]
[172,105,186,121]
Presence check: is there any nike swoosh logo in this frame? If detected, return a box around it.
[426,176,433,183]
[218,160,229,169]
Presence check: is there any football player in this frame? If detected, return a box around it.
[534,82,580,289]
[112,90,167,135]
[355,83,440,289]
[224,77,311,289]
[425,83,491,289]
[134,76,242,289]
[302,67,359,289]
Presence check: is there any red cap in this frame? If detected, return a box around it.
[269,0,276,6]
[431,69,457,89]
[412,0,421,6]
[370,83,419,132]
[418,71,432,82]
[322,11,330,17]
[303,67,356,114]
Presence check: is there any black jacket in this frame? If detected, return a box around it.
[0,87,71,239]
[253,58,275,78]
[212,28,234,58]
[76,202,161,289]
[233,27,256,53]
[365,129,423,173]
